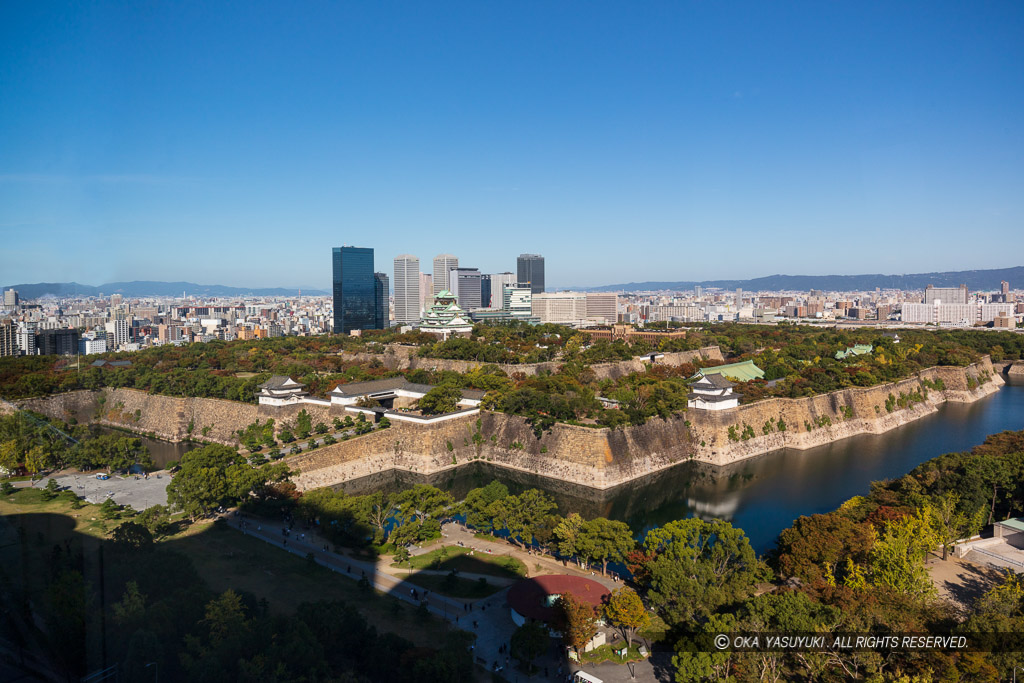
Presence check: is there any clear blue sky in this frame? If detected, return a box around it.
[2,1,1022,290]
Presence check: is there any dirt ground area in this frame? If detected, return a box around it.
[926,552,1006,613]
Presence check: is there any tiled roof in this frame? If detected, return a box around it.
[258,375,305,390]
[694,360,765,382]
[329,377,484,400]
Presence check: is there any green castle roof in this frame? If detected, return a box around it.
[695,359,765,382]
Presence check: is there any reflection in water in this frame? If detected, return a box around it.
[95,427,200,468]
[341,379,1024,553]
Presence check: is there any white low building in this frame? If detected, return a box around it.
[687,373,739,410]
[328,377,483,409]
[256,376,309,406]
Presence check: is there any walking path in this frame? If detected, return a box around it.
[223,512,664,682]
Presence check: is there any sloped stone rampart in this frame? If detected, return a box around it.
[289,357,1003,490]
[287,411,698,492]
[338,344,723,379]
[10,357,1005,491]
[687,358,1003,466]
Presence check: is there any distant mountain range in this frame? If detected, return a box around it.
[2,281,329,299]
[7,266,1023,300]
[581,266,1024,293]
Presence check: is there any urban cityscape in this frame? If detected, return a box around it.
[2,252,1021,358]
[3,2,1024,683]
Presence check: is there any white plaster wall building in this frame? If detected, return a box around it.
[532,292,588,325]
[687,373,739,411]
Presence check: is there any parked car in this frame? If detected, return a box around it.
[95,473,110,480]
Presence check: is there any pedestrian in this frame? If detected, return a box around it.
[283,540,287,548]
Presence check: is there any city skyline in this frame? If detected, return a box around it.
[2,2,1023,288]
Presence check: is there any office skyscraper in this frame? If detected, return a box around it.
[332,246,377,334]
[374,272,390,329]
[517,254,545,294]
[489,272,516,308]
[393,255,421,324]
[419,273,433,314]
[480,275,492,311]
[449,267,483,310]
[433,254,459,295]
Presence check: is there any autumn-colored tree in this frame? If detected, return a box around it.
[929,491,985,561]
[603,587,649,649]
[869,507,939,599]
[556,593,597,657]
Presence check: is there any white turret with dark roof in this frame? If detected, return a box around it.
[256,375,308,406]
[687,372,739,410]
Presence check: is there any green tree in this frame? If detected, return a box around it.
[463,480,509,532]
[111,581,146,629]
[110,521,154,551]
[869,507,939,599]
[604,586,649,649]
[295,409,312,439]
[930,491,985,561]
[489,489,557,549]
[510,620,548,671]
[0,439,18,473]
[554,512,585,565]
[417,385,463,415]
[643,518,759,626]
[166,465,227,522]
[135,504,171,537]
[100,498,121,520]
[24,444,47,476]
[41,477,60,501]
[577,517,635,576]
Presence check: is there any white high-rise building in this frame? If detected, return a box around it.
[105,318,131,349]
[433,254,459,295]
[393,255,421,324]
[489,272,516,308]
[419,273,433,315]
[16,322,36,356]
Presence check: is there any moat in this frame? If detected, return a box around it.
[338,378,1024,553]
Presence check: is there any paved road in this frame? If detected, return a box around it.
[225,513,666,682]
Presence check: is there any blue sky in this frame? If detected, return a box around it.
[2,1,1022,290]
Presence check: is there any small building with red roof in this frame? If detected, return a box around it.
[507,574,611,628]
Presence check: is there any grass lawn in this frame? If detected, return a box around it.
[581,643,645,665]
[0,487,111,540]
[392,545,526,579]
[0,491,447,648]
[165,519,443,646]
[395,571,506,599]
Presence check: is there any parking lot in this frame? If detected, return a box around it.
[36,471,171,510]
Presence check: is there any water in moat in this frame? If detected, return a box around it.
[95,427,200,468]
[340,378,1024,554]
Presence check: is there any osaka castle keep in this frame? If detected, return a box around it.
[417,290,474,338]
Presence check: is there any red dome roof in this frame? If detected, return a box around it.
[507,575,611,623]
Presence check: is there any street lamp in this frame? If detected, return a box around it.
[145,661,158,683]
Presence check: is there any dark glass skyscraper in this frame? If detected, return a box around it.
[332,246,377,333]
[517,253,545,294]
[374,272,389,329]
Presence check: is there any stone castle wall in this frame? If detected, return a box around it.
[688,357,1003,465]
[339,344,723,379]
[13,357,1004,491]
[287,410,698,492]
